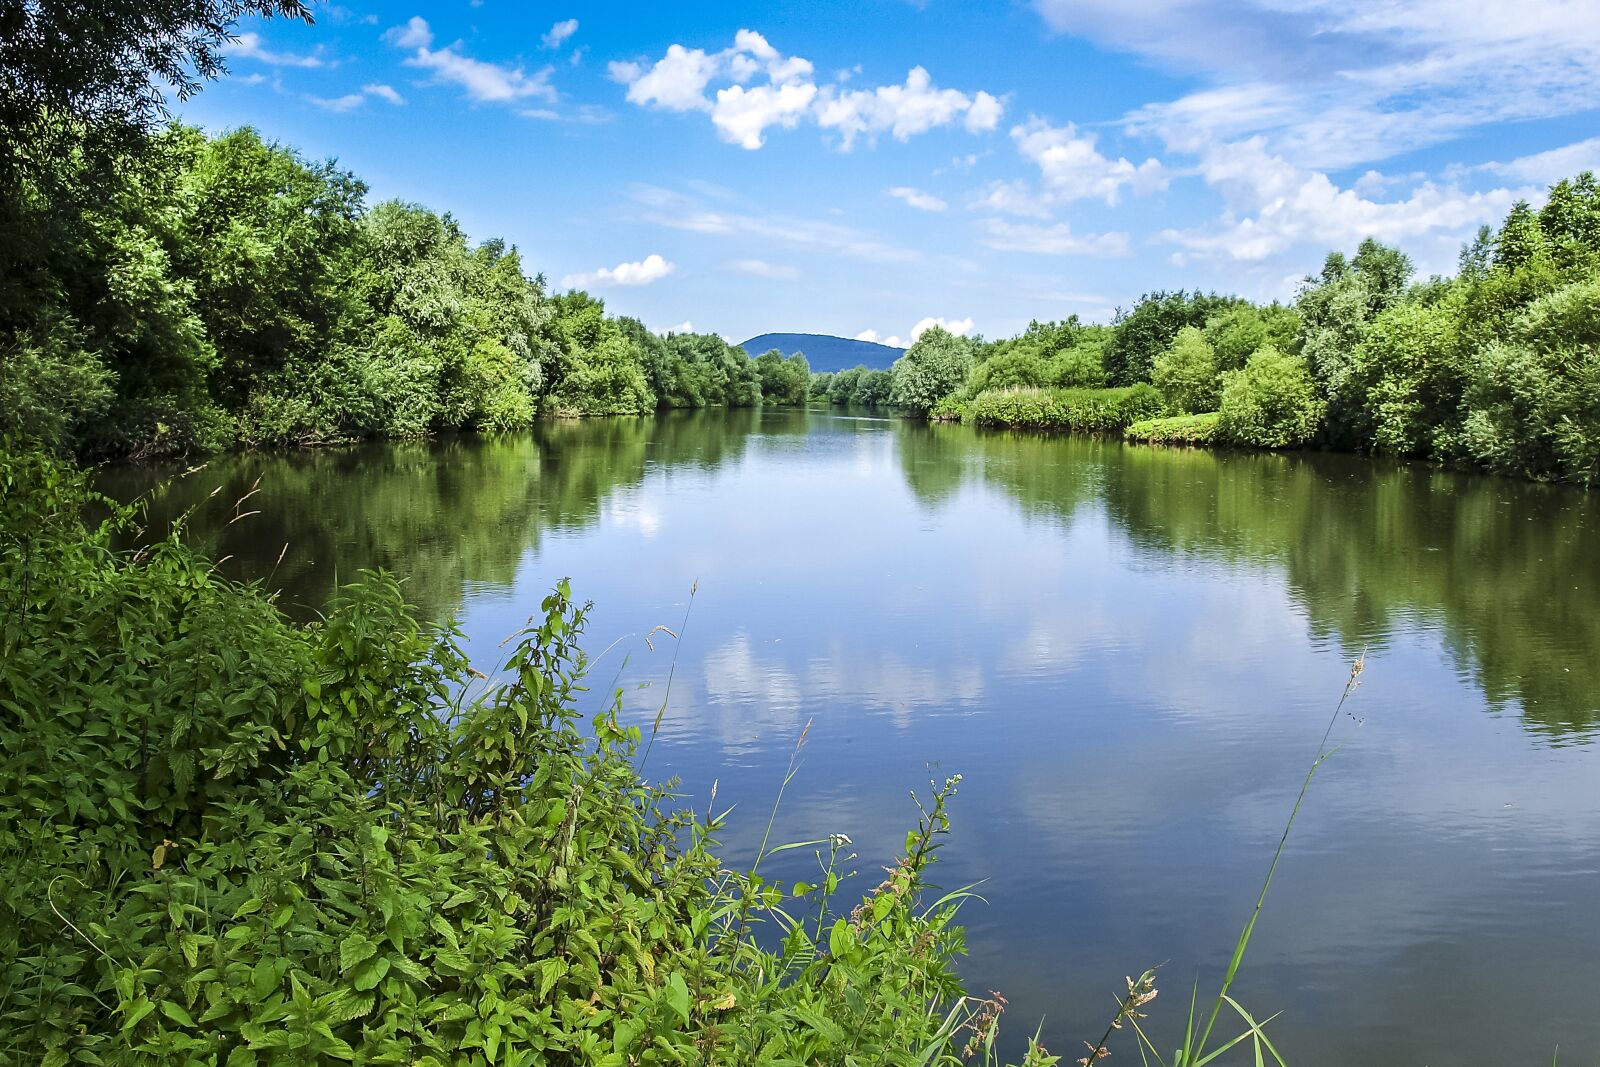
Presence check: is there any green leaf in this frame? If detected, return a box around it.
[339,932,377,973]
[159,1000,197,1028]
[664,972,691,1027]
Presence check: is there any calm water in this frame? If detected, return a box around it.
[99,409,1600,1066]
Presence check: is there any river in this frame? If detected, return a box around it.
[98,407,1600,1065]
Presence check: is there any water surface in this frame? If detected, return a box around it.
[99,409,1600,1065]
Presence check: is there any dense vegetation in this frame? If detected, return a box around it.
[0,10,808,458]
[0,445,1077,1065]
[882,184,1600,483]
[5,1,1596,486]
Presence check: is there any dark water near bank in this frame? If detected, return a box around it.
[99,409,1600,1066]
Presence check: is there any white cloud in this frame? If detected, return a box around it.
[306,92,366,112]
[542,18,579,49]
[723,259,801,280]
[1477,137,1600,185]
[815,67,999,149]
[1159,137,1524,264]
[658,320,695,335]
[560,254,676,289]
[1012,118,1166,205]
[912,316,974,339]
[965,91,1005,133]
[386,17,555,104]
[611,31,1004,151]
[712,81,818,149]
[363,83,405,105]
[887,186,948,212]
[384,17,432,50]
[1048,1,1600,173]
[610,45,719,111]
[978,218,1131,256]
[306,84,406,112]
[971,179,1052,218]
[855,329,906,347]
[226,31,324,68]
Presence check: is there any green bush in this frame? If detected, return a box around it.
[1151,326,1221,414]
[1125,411,1222,445]
[0,446,1061,1067]
[1452,278,1600,483]
[966,384,1164,432]
[890,327,975,416]
[1218,346,1325,448]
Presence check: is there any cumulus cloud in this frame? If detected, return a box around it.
[713,81,818,149]
[560,254,676,289]
[911,316,974,339]
[1012,119,1166,205]
[1158,137,1524,264]
[610,31,1004,151]
[386,17,555,104]
[609,45,719,111]
[541,18,579,49]
[723,259,801,279]
[887,186,948,212]
[855,329,906,347]
[226,31,324,68]
[658,320,695,335]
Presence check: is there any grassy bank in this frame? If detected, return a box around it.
[1125,412,1223,445]
[964,385,1165,432]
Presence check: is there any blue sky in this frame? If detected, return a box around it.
[188,0,1600,344]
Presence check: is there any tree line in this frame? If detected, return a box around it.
[874,177,1600,484]
[0,118,816,456]
[3,0,1597,487]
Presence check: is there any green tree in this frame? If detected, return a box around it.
[1218,345,1326,448]
[889,327,973,416]
[1454,277,1600,483]
[1151,325,1220,414]
[755,349,810,406]
[1104,291,1240,385]
[1203,302,1301,371]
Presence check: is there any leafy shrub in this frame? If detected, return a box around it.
[890,327,975,416]
[1218,346,1326,448]
[0,446,1060,1067]
[1151,326,1220,414]
[1125,411,1222,445]
[966,384,1164,432]
[1452,278,1600,483]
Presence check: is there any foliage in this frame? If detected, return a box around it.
[1218,346,1325,448]
[966,385,1164,432]
[1203,303,1301,371]
[754,348,811,406]
[1451,278,1600,482]
[1295,238,1415,448]
[1104,291,1241,386]
[0,446,1066,1067]
[1125,411,1222,445]
[889,327,975,416]
[1151,326,1221,414]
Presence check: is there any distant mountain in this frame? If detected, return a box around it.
[738,332,905,373]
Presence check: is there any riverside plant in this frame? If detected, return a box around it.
[0,443,1353,1065]
[1,445,1066,1065]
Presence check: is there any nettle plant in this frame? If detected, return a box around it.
[0,448,1063,1066]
